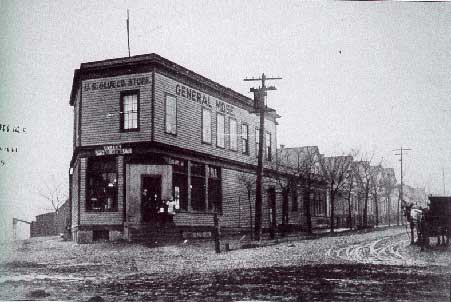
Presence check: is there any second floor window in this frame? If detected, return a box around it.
[266,132,272,161]
[229,118,237,151]
[216,113,225,148]
[241,123,249,154]
[255,128,260,157]
[202,108,212,144]
[165,94,177,134]
[120,91,139,131]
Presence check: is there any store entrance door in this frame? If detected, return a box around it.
[141,175,161,223]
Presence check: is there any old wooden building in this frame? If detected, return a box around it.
[68,53,289,243]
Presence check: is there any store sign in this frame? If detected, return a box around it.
[84,76,150,92]
[175,83,235,117]
[175,84,212,108]
[95,145,132,156]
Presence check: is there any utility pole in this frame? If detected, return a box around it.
[393,146,411,226]
[443,167,446,196]
[244,73,281,241]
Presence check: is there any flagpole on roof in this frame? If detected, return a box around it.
[127,9,131,57]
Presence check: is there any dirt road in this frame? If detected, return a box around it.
[0,227,449,301]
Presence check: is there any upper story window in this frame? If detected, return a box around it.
[216,113,225,148]
[86,157,117,212]
[229,118,237,151]
[120,90,139,131]
[202,108,212,144]
[255,128,260,158]
[241,123,249,154]
[266,132,272,161]
[165,94,177,135]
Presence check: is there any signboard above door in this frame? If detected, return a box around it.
[95,144,132,156]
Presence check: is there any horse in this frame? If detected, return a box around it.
[401,201,423,246]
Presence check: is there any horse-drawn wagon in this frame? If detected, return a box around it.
[403,196,451,250]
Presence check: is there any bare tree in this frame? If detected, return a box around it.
[369,165,384,226]
[380,168,397,226]
[38,176,67,214]
[352,155,381,228]
[320,154,354,233]
[344,168,355,229]
[270,148,297,236]
[278,146,321,234]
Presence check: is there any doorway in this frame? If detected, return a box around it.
[141,175,161,223]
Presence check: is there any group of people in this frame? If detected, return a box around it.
[141,189,177,224]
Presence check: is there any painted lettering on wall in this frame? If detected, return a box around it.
[84,76,150,92]
[175,84,236,117]
[175,84,212,108]
[215,100,234,116]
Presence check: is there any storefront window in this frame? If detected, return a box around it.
[191,162,206,211]
[171,158,188,211]
[86,157,117,212]
[208,165,222,214]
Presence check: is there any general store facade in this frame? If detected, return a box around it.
[68,54,328,243]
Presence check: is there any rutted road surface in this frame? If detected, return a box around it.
[0,227,450,301]
[326,236,410,265]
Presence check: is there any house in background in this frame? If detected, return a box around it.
[30,199,70,238]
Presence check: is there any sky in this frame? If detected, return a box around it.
[0,0,450,239]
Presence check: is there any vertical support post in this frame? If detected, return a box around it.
[187,160,192,211]
[213,213,220,253]
[205,164,209,211]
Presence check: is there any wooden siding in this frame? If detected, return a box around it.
[73,88,80,149]
[80,73,153,146]
[219,168,283,229]
[71,160,79,228]
[153,72,277,166]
